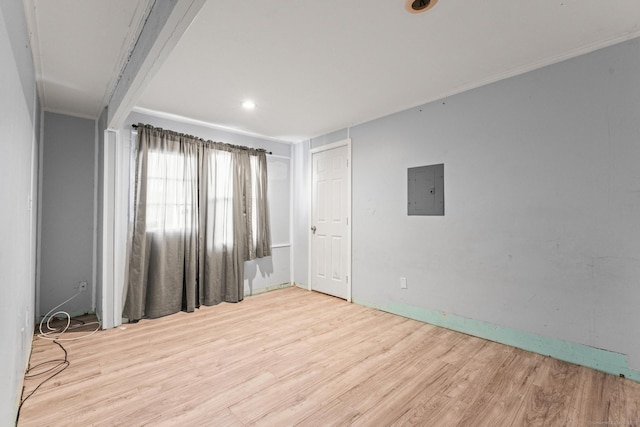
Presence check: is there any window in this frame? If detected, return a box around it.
[145,151,196,232]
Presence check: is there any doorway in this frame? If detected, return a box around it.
[309,140,351,301]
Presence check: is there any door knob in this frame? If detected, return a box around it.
[311,225,317,234]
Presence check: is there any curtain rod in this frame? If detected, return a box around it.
[131,124,273,155]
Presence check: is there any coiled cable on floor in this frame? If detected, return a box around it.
[18,290,102,418]
[38,290,101,341]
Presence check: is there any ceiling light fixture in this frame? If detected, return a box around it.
[242,100,256,110]
[405,0,438,13]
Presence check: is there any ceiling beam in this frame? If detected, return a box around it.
[106,0,206,129]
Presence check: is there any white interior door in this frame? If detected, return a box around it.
[310,143,350,300]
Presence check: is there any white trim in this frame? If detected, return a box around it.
[288,144,294,285]
[310,139,351,154]
[101,128,128,329]
[101,129,117,329]
[308,138,352,302]
[271,243,291,249]
[91,119,99,313]
[113,130,128,328]
[35,107,44,316]
[306,140,312,292]
[346,141,352,303]
[113,132,122,326]
[29,87,39,324]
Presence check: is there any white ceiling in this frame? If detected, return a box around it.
[26,0,640,142]
[24,0,151,119]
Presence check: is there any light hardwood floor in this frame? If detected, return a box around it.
[18,286,640,426]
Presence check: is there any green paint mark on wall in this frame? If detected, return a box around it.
[354,298,640,383]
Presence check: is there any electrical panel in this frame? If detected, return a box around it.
[408,163,444,216]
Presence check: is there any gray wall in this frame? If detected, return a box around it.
[40,113,95,315]
[0,1,39,423]
[295,38,640,370]
[125,111,292,296]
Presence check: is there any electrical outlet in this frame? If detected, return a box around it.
[79,281,88,292]
[400,277,407,289]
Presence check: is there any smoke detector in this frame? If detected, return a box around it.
[405,0,439,14]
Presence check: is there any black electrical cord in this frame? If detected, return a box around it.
[17,291,101,423]
[17,340,69,417]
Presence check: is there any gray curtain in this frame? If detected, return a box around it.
[124,124,271,321]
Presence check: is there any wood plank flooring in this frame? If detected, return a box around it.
[18,286,640,426]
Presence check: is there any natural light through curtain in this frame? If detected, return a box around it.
[145,151,196,232]
[124,124,271,321]
[206,149,234,251]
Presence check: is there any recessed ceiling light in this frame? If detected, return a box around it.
[242,100,256,110]
[405,0,438,13]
